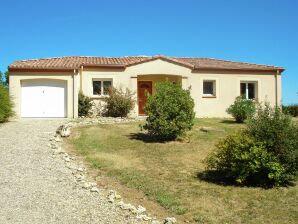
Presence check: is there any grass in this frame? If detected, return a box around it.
[66,119,298,223]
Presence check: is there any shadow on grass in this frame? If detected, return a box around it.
[127,132,169,143]
[197,170,296,188]
[220,119,238,124]
[197,170,237,186]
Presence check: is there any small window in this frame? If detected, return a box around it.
[93,81,102,95]
[103,81,112,95]
[240,82,256,99]
[203,80,216,97]
[92,79,112,96]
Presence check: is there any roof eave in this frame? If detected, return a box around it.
[193,67,285,73]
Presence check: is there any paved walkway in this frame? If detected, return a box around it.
[0,120,140,224]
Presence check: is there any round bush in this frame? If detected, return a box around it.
[226,96,256,123]
[143,81,195,140]
[206,131,285,186]
[206,103,298,187]
[0,84,13,122]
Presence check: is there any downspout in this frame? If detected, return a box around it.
[275,70,279,107]
[80,65,83,91]
[73,69,76,118]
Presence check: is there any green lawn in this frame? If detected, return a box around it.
[66,119,298,223]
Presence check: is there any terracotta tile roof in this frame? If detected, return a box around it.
[9,55,284,72]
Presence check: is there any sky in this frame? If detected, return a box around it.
[0,0,297,104]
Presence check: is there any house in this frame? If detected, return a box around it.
[8,55,284,118]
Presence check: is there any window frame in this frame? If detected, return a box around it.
[92,79,113,97]
[202,80,216,98]
[240,81,257,100]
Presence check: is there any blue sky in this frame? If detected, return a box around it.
[0,0,297,104]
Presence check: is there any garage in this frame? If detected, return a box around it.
[21,79,67,118]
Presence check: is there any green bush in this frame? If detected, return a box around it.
[0,84,13,122]
[282,104,298,117]
[103,87,135,117]
[206,131,285,186]
[247,103,298,182]
[78,91,93,117]
[206,103,298,186]
[143,81,195,141]
[226,96,256,123]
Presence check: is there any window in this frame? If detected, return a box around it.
[203,80,216,97]
[240,82,257,99]
[92,79,112,96]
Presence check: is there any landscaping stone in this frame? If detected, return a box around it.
[77,167,84,172]
[137,214,152,221]
[56,124,71,137]
[151,221,162,224]
[90,186,99,193]
[164,217,177,224]
[136,205,146,214]
[82,182,92,189]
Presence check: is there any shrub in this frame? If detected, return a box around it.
[0,84,13,122]
[226,96,256,123]
[103,87,135,117]
[143,81,195,140]
[206,103,298,186]
[206,131,285,186]
[247,103,298,182]
[78,91,93,117]
[282,104,298,117]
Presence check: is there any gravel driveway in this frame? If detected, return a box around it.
[0,120,143,224]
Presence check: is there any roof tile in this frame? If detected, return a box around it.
[9,55,284,71]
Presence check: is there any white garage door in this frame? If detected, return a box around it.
[21,79,67,118]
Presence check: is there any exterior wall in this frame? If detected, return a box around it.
[187,70,279,117]
[9,72,77,118]
[81,59,281,118]
[81,59,191,116]
[9,59,281,119]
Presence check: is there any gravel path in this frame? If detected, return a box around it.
[0,120,144,224]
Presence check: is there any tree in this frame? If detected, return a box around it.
[4,70,9,85]
[0,70,9,86]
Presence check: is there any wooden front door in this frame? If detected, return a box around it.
[138,81,152,115]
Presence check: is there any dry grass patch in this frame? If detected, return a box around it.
[65,119,298,223]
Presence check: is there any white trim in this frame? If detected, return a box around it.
[202,79,217,97]
[240,81,258,100]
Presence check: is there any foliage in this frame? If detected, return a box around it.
[206,131,285,186]
[78,91,93,117]
[143,81,195,140]
[0,70,9,86]
[103,87,135,117]
[226,96,256,123]
[0,84,13,122]
[246,103,298,182]
[282,104,298,117]
[207,103,298,186]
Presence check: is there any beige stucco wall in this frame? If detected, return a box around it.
[9,72,77,118]
[81,59,281,117]
[9,59,281,119]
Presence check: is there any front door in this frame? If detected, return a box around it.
[138,81,152,115]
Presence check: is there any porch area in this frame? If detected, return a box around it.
[136,74,184,115]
